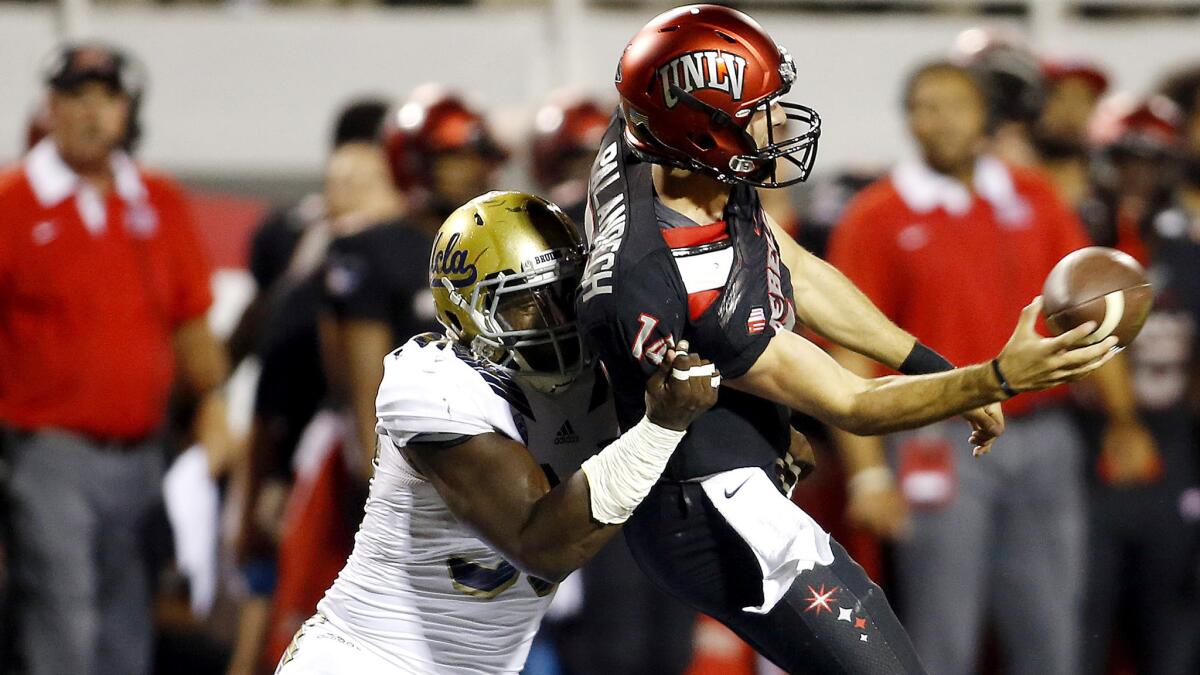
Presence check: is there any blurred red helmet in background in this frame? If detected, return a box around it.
[1090,93,1182,157]
[615,3,820,187]
[530,92,612,190]
[382,84,508,193]
[1042,57,1110,98]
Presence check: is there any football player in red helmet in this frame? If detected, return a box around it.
[382,84,508,230]
[1075,95,1200,675]
[531,91,612,222]
[1081,94,1185,262]
[576,5,1116,673]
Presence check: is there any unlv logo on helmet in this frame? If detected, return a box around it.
[658,51,748,109]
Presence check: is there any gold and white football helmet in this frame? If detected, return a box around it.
[430,191,587,391]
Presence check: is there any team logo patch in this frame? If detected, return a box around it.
[747,306,767,334]
[554,420,579,445]
[658,50,748,109]
[430,231,484,288]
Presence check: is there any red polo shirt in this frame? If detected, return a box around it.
[828,157,1089,416]
[0,140,212,440]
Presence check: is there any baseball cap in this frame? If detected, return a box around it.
[42,42,146,97]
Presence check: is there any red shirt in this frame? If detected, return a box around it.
[828,158,1089,416]
[0,140,212,440]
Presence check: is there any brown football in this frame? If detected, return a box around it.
[1042,246,1153,348]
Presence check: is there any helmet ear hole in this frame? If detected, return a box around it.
[688,133,716,151]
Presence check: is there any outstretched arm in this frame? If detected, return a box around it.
[404,350,718,582]
[768,217,915,368]
[730,298,1118,436]
[769,216,1005,451]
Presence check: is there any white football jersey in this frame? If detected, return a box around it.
[316,334,618,674]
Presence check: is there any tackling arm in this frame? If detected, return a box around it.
[405,350,717,583]
[405,433,612,583]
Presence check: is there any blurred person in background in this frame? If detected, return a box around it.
[383,84,508,233]
[1080,95,1183,263]
[0,42,230,675]
[257,128,425,669]
[1034,59,1109,209]
[530,91,611,224]
[329,84,498,471]
[225,98,390,675]
[827,60,1156,675]
[1073,94,1200,675]
[951,28,1047,169]
[1162,64,1200,242]
[529,91,697,675]
[796,167,883,259]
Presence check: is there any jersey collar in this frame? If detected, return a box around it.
[891,155,1029,226]
[24,138,147,234]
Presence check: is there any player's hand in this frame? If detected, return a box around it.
[995,296,1121,394]
[787,428,817,478]
[645,340,720,431]
[776,429,817,493]
[1098,420,1163,485]
[963,403,1004,456]
[847,484,910,540]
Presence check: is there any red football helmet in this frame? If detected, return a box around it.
[531,92,612,190]
[382,84,507,193]
[1090,93,1182,157]
[615,4,820,187]
[1041,57,1109,98]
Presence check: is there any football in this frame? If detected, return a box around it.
[1041,246,1153,348]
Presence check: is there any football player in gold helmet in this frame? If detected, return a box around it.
[275,191,719,675]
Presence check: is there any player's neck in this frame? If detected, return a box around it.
[651,164,729,222]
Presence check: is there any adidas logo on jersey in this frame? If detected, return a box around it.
[554,420,580,445]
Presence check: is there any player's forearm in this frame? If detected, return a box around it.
[1090,352,1140,423]
[844,365,1004,435]
[789,249,915,368]
[509,473,620,582]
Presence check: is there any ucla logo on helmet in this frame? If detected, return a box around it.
[658,51,748,109]
[430,231,480,288]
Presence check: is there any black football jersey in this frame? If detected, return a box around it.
[323,218,440,347]
[576,118,798,480]
[1126,209,1200,485]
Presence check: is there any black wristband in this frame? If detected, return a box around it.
[898,342,955,375]
[990,359,1018,399]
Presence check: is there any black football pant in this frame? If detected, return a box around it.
[1082,479,1200,675]
[624,480,927,675]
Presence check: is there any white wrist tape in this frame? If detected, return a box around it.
[672,363,714,380]
[670,363,721,388]
[580,416,686,524]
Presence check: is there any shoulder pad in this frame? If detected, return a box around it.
[375,335,525,444]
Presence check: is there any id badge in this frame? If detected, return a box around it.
[897,432,957,509]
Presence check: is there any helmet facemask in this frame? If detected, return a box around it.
[439,257,586,394]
